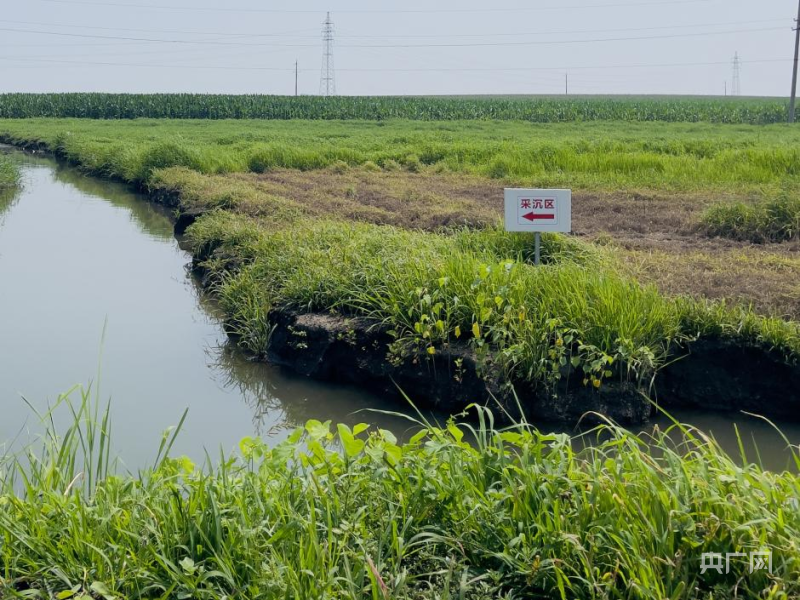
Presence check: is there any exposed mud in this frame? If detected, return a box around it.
[249,306,800,425]
[209,168,800,316]
[659,340,800,419]
[264,308,652,425]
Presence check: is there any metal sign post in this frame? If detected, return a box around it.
[504,189,572,265]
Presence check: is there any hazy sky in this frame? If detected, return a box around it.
[0,0,797,96]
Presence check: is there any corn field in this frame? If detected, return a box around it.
[0,93,791,123]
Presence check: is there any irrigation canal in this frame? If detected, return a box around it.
[1,148,798,470]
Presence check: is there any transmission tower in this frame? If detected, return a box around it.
[732,52,741,96]
[320,12,336,97]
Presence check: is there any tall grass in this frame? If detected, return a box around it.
[701,190,800,243]
[0,93,791,123]
[1,388,798,599]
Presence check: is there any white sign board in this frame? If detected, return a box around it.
[504,189,572,233]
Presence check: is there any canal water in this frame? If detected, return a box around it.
[1,149,799,471]
[0,150,421,469]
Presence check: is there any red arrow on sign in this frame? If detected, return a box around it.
[522,213,555,222]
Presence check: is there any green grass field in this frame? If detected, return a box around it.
[2,118,800,193]
[702,191,800,242]
[1,109,800,599]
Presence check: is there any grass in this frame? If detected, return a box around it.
[0,93,792,123]
[701,190,800,243]
[2,119,800,194]
[2,388,799,599]
[0,155,19,191]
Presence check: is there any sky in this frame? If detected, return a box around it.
[0,0,797,97]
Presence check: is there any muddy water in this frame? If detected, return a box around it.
[1,149,799,471]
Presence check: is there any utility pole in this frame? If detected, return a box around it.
[295,60,298,97]
[790,0,800,123]
[724,81,727,96]
[732,52,741,96]
[319,12,336,97]
[565,73,568,95]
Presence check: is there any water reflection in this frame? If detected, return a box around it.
[1,147,174,240]
[207,341,433,440]
[0,188,17,227]
[51,164,175,241]
[0,150,430,467]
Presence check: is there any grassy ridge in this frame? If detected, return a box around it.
[2,390,799,599]
[193,214,680,390]
[2,119,800,193]
[189,211,800,394]
[0,93,792,123]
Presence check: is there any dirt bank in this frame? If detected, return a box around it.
[263,308,652,425]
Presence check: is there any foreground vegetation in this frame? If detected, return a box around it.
[2,110,799,598]
[1,391,798,599]
[0,93,792,124]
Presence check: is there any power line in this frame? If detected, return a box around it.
[0,56,294,70]
[0,25,785,49]
[334,26,787,48]
[0,26,316,46]
[0,55,788,74]
[0,19,318,38]
[334,18,788,39]
[30,0,714,14]
[13,42,303,63]
[335,58,790,73]
[0,17,785,40]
